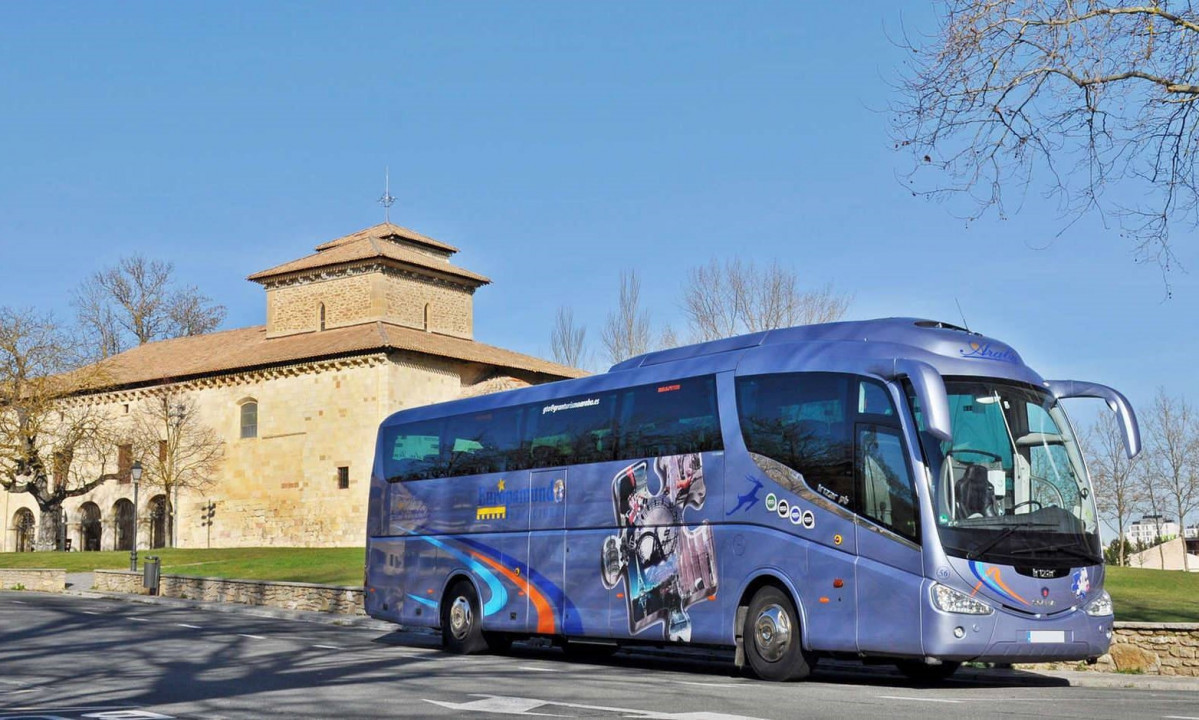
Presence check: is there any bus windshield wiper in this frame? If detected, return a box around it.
[1008,543,1101,565]
[967,526,1018,560]
[966,521,1057,560]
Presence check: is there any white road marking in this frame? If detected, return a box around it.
[877,696,963,704]
[128,617,149,622]
[11,600,26,604]
[1164,716,1199,719]
[425,694,769,719]
[674,681,744,688]
[175,623,202,629]
[518,666,562,672]
[82,610,100,615]
[313,644,341,650]
[238,633,266,640]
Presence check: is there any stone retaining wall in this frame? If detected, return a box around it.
[0,568,66,593]
[1016,623,1199,677]
[93,570,364,616]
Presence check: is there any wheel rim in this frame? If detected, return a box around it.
[753,603,792,662]
[449,595,474,640]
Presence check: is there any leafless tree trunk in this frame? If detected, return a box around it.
[130,390,225,548]
[1142,388,1199,571]
[0,307,118,551]
[1086,411,1144,566]
[73,255,226,359]
[894,1,1199,283]
[681,258,850,342]
[550,307,588,369]
[601,270,652,365]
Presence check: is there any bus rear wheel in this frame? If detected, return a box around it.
[743,586,814,681]
[442,580,487,654]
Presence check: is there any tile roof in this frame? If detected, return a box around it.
[88,322,586,391]
[314,222,459,254]
[247,223,489,286]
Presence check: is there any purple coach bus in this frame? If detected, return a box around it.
[365,318,1139,681]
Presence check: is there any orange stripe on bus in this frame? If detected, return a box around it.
[470,551,556,634]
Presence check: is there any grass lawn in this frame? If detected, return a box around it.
[3,548,1195,622]
[1106,566,1199,623]
[0,547,365,587]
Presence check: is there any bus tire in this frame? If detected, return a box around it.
[442,580,487,654]
[743,586,812,681]
[895,660,961,683]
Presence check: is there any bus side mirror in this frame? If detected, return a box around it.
[886,359,952,443]
[1047,380,1141,459]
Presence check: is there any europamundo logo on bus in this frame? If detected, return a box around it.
[476,478,560,520]
[959,341,1020,364]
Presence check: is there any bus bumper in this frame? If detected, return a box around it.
[923,603,1114,663]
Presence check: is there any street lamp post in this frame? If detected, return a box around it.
[129,460,142,572]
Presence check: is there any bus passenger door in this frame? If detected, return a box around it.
[527,468,567,636]
[854,422,924,656]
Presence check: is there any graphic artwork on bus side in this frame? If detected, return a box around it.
[599,453,718,641]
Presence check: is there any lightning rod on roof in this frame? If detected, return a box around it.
[378,166,396,224]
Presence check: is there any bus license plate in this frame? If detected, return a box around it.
[1026,631,1065,643]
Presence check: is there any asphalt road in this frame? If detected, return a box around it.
[1,591,1196,719]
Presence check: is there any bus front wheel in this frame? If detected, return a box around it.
[743,586,814,681]
[442,580,487,654]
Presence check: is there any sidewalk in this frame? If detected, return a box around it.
[62,582,1199,692]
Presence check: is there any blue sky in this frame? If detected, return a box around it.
[1,1,1194,438]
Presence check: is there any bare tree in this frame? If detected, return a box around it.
[129,390,225,548]
[168,285,226,338]
[0,308,119,550]
[894,1,1199,281]
[550,307,589,368]
[1141,388,1199,570]
[681,258,851,342]
[1086,410,1144,566]
[73,255,226,358]
[601,270,652,365]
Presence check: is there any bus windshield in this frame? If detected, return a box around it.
[915,378,1100,567]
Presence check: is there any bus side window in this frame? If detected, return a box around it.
[616,376,722,460]
[384,419,445,481]
[443,407,522,476]
[735,372,854,508]
[525,391,618,468]
[857,424,920,542]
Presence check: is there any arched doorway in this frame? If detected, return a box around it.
[114,498,134,551]
[13,508,35,553]
[80,502,102,551]
[148,495,168,549]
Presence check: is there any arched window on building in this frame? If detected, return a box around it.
[319,303,326,331]
[114,499,134,551]
[423,303,431,331]
[148,495,168,549]
[80,502,102,551]
[239,399,258,439]
[13,508,35,553]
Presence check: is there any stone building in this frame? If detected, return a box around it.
[1,222,583,551]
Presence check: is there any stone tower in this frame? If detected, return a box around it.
[247,223,491,340]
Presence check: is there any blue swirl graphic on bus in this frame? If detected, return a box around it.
[405,534,508,616]
[968,560,1029,606]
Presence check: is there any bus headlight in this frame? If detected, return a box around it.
[1084,590,1113,617]
[931,583,994,615]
